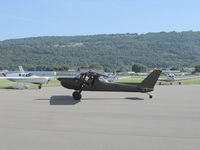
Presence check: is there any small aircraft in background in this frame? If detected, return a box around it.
[158,73,200,85]
[0,66,52,89]
[103,73,131,82]
[57,69,162,100]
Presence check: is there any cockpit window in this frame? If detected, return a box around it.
[99,77,109,83]
[75,74,81,78]
[26,73,32,77]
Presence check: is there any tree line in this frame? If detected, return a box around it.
[0,31,200,71]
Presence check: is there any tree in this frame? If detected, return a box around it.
[1,31,200,70]
[89,63,103,70]
[195,65,200,72]
[132,64,147,73]
[170,66,179,70]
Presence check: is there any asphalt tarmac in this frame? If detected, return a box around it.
[0,85,200,150]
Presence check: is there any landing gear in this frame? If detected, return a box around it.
[179,82,181,85]
[73,91,82,100]
[170,82,172,85]
[147,93,153,99]
[38,84,42,89]
[71,73,88,100]
[72,72,95,100]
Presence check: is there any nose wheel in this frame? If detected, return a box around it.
[73,91,82,100]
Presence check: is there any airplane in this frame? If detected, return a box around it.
[158,72,200,85]
[0,66,52,89]
[57,69,162,100]
[103,73,131,82]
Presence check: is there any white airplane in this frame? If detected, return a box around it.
[102,73,131,82]
[0,66,52,89]
[158,73,200,85]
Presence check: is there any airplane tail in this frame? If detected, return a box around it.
[19,66,25,73]
[2,73,6,76]
[139,69,162,89]
[1,70,8,76]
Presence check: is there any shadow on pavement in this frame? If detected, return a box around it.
[81,97,144,101]
[50,95,80,105]
[36,96,144,104]
[125,97,144,100]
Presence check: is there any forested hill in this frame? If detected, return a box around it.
[0,31,200,71]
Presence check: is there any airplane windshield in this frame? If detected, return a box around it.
[26,73,32,77]
[75,74,81,78]
[20,73,33,77]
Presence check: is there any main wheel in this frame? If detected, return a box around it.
[72,91,82,100]
[149,95,153,99]
[38,85,42,89]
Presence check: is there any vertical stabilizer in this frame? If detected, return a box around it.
[140,69,162,88]
[1,70,8,76]
[19,66,25,73]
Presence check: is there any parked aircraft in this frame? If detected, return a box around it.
[57,69,162,100]
[158,73,200,85]
[0,66,52,89]
[103,73,131,82]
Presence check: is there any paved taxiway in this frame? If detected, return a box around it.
[0,85,200,150]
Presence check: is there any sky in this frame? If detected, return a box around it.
[0,0,200,40]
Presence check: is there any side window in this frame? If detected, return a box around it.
[27,73,32,77]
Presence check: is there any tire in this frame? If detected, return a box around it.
[73,92,82,100]
[38,85,42,89]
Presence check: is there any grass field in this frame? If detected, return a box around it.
[1,75,200,89]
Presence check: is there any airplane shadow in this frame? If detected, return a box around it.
[36,96,144,105]
[81,97,144,101]
[125,97,144,100]
[49,95,80,105]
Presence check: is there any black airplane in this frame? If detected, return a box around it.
[57,69,162,100]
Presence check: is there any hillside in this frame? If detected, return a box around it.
[0,31,200,71]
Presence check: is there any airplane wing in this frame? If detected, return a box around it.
[0,77,46,80]
[0,77,32,79]
[158,76,200,81]
[158,78,174,81]
[0,77,34,82]
[172,76,200,81]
